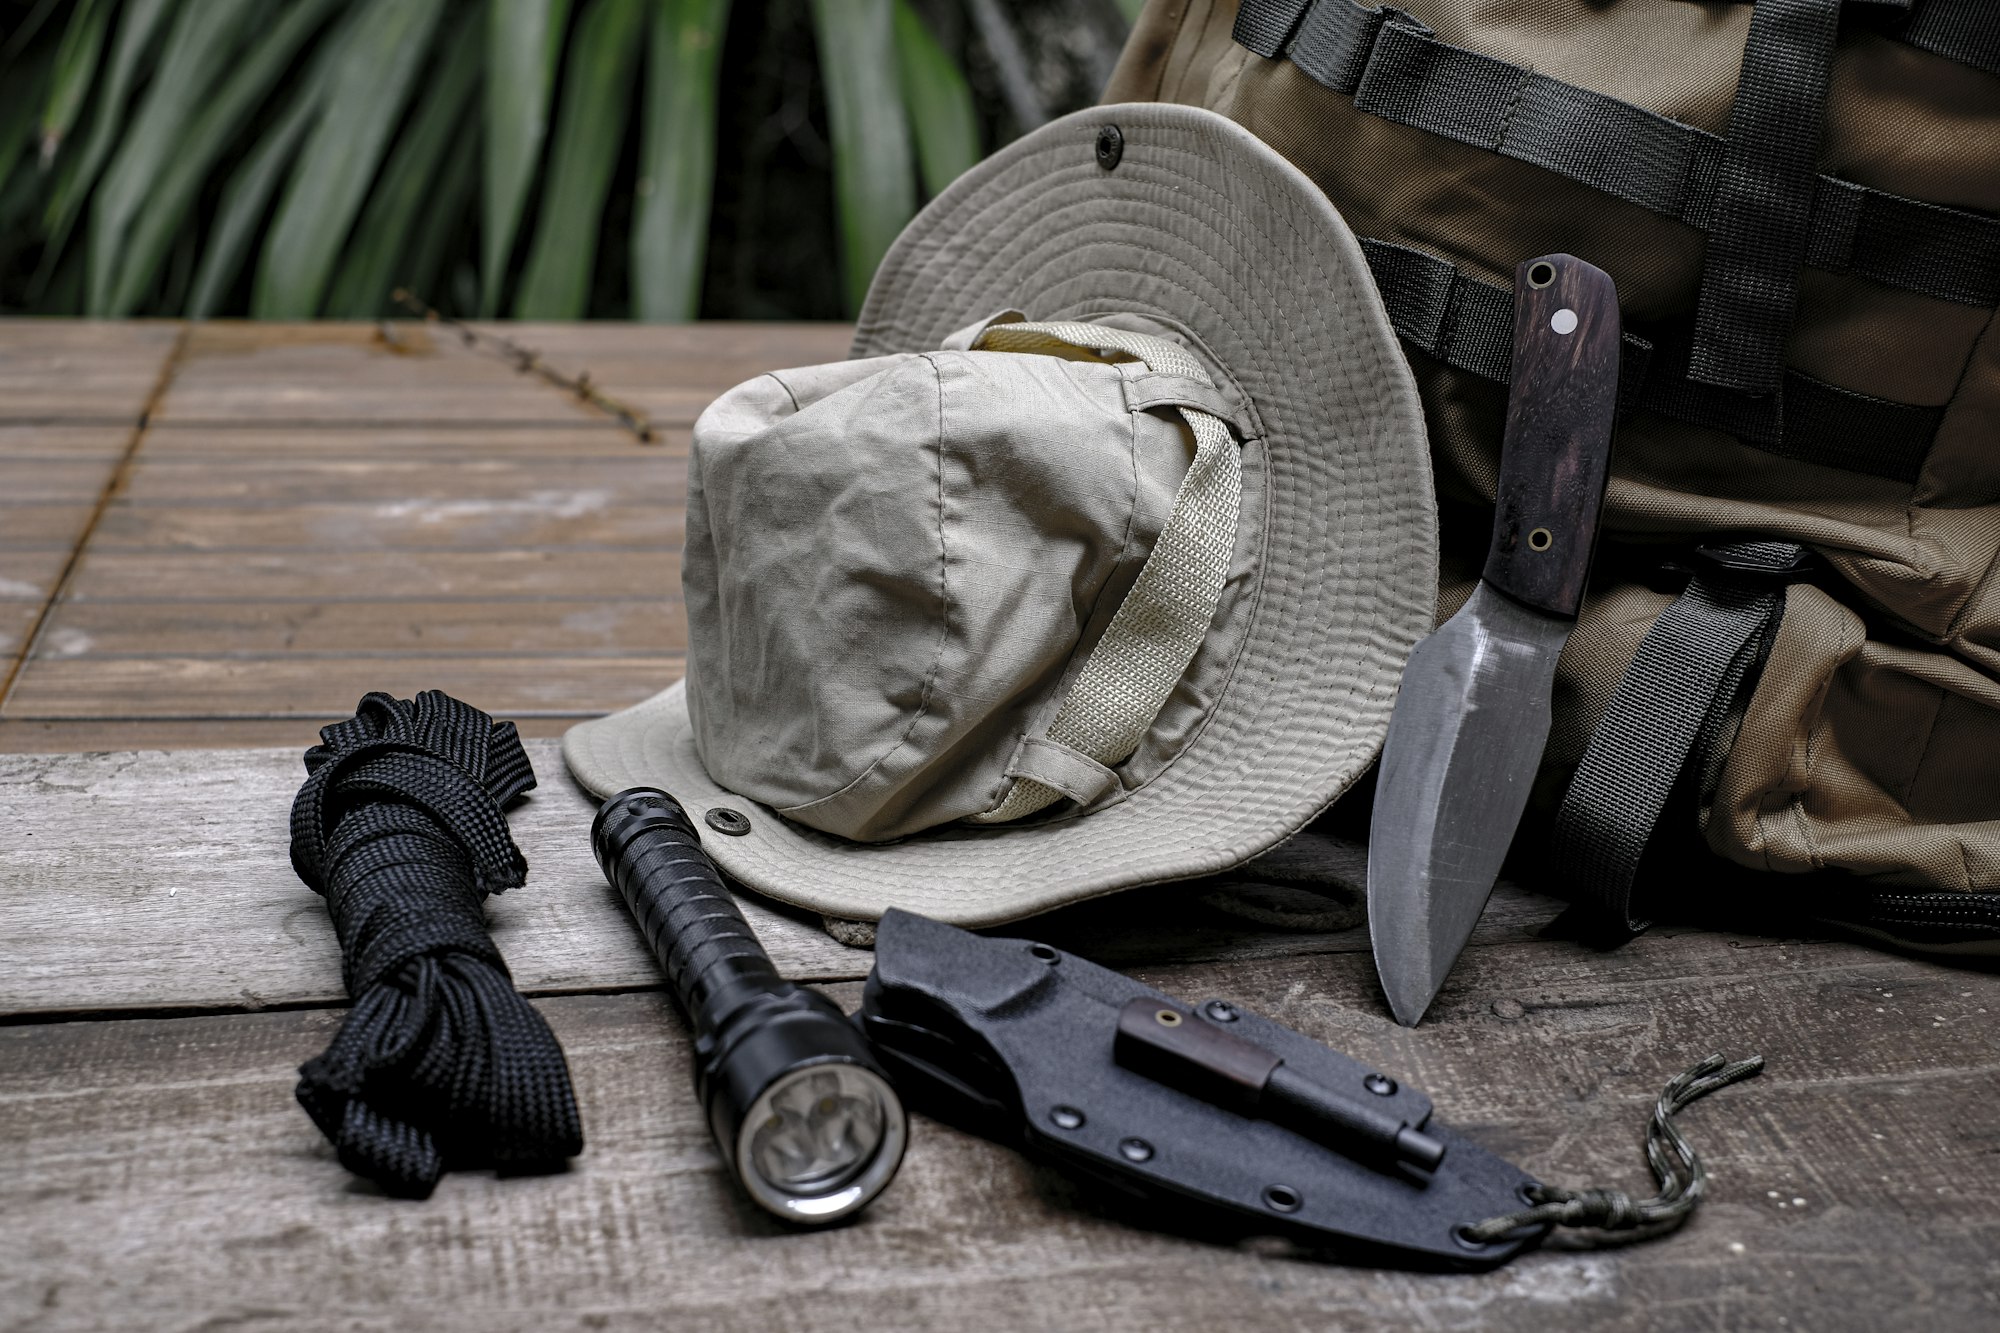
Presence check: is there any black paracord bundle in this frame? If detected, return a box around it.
[290,690,583,1197]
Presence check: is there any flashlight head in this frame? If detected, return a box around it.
[736,1061,907,1223]
[701,987,908,1226]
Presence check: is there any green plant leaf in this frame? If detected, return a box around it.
[0,49,53,196]
[88,0,265,313]
[631,0,731,322]
[185,31,352,320]
[101,0,344,317]
[482,0,571,315]
[327,33,484,319]
[512,0,646,319]
[42,0,172,284]
[39,0,109,167]
[807,0,916,313]
[1112,0,1145,23]
[395,127,481,317]
[892,0,978,198]
[252,0,450,318]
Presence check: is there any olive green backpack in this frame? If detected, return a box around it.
[1107,0,2000,949]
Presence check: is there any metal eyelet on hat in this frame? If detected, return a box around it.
[705,807,752,836]
[1095,124,1123,170]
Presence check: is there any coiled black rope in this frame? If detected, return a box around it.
[1462,1053,1765,1246]
[290,690,583,1198]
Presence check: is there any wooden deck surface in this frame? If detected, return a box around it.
[3,319,1997,1331]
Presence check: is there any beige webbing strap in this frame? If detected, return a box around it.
[966,321,1243,824]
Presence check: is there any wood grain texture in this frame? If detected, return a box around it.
[1484,256,1620,619]
[4,656,681,719]
[154,321,850,428]
[0,320,182,422]
[0,742,1559,1017]
[0,716,596,752]
[119,456,686,505]
[0,423,144,457]
[68,548,683,603]
[0,549,71,602]
[39,598,682,657]
[141,422,687,459]
[0,740,867,1018]
[6,946,1996,1332]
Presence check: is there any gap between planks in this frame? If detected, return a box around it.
[0,323,191,712]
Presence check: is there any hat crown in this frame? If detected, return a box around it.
[683,331,1205,841]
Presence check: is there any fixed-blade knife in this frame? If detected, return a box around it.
[1367,253,1621,1027]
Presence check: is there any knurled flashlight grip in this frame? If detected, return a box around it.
[590,787,783,1032]
[590,786,907,1225]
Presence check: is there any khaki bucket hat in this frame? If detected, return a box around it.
[564,102,1436,928]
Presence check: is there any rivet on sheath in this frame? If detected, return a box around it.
[1095,124,1124,170]
[705,807,751,836]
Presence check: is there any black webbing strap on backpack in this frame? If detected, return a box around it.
[1685,0,1840,404]
[1547,541,1812,934]
[1231,1,2000,311]
[1894,0,2000,76]
[1357,238,1945,482]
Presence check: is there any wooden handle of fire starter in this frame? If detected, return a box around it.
[1480,253,1621,620]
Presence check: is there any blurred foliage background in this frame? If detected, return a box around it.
[0,0,1138,320]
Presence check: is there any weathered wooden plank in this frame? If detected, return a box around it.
[0,741,862,1018]
[0,741,1566,1016]
[119,456,686,505]
[0,602,40,658]
[68,547,683,602]
[0,503,97,547]
[153,322,850,428]
[4,953,1995,1332]
[0,549,69,601]
[0,715,592,752]
[89,499,681,552]
[0,459,125,501]
[0,319,182,421]
[38,598,681,658]
[0,423,139,459]
[140,423,684,460]
[461,320,855,425]
[3,656,680,720]
[153,323,597,427]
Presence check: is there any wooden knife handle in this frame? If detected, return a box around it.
[1481,254,1621,619]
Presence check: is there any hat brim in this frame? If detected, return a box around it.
[564,102,1436,927]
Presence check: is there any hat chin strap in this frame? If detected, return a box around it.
[965,321,1244,826]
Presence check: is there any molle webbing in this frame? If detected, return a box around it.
[1358,239,1945,483]
[1547,542,1809,934]
[1684,0,1841,398]
[1231,1,2000,311]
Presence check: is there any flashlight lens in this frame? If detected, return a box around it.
[750,1067,884,1191]
[736,1063,907,1223]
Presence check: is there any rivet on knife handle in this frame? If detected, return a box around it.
[1482,255,1621,619]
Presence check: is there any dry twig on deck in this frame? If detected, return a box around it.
[388,290,656,443]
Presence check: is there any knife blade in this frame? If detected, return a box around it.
[1368,253,1621,1027]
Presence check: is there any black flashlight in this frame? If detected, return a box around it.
[591,787,907,1225]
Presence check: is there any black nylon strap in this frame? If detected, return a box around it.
[1549,542,1809,934]
[1899,0,2000,76]
[1359,239,1944,481]
[1687,0,1842,396]
[1233,0,2000,309]
[291,690,583,1198]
